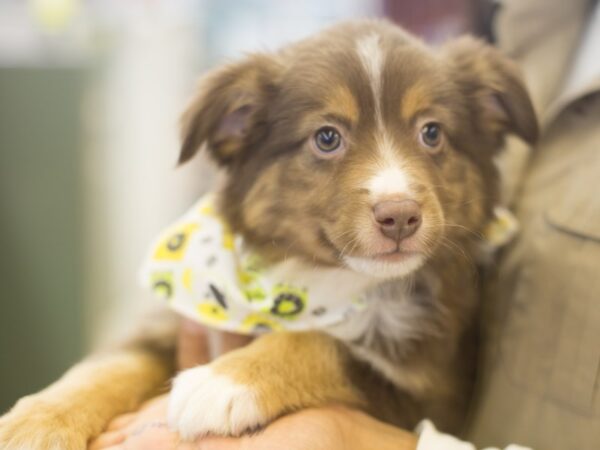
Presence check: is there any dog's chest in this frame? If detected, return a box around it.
[326,277,442,392]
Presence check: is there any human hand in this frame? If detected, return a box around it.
[88,395,179,450]
[90,395,417,450]
[89,320,254,449]
[177,318,253,369]
[91,321,416,449]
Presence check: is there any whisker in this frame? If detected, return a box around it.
[437,236,474,267]
[442,222,484,240]
[339,236,360,259]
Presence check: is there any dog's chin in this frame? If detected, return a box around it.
[343,252,425,279]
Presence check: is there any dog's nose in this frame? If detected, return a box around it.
[373,199,422,242]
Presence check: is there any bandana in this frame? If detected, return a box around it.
[139,194,371,335]
[140,194,517,335]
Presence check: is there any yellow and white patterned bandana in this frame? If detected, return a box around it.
[139,194,370,335]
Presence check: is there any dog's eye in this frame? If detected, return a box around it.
[314,127,342,153]
[419,122,443,149]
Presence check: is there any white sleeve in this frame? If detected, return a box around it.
[415,420,532,450]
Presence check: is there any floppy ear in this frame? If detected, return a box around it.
[443,37,539,145]
[178,54,282,166]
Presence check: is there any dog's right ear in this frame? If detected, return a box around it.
[443,37,539,146]
[178,54,282,166]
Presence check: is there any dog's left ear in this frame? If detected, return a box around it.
[443,37,539,145]
[178,53,282,166]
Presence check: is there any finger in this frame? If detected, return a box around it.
[106,413,137,431]
[178,320,211,368]
[88,431,126,449]
[137,395,169,414]
[220,331,253,353]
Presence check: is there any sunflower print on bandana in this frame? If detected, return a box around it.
[153,223,199,261]
[139,193,372,335]
[268,284,307,320]
[240,313,284,333]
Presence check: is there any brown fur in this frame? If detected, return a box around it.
[0,19,537,448]
[212,332,365,421]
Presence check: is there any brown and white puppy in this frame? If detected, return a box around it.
[0,19,537,449]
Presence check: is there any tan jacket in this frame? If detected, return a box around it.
[466,1,600,449]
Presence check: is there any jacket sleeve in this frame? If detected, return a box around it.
[415,420,532,450]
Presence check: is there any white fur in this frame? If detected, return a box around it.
[343,253,424,279]
[168,365,265,439]
[367,166,410,197]
[356,33,384,126]
[327,278,442,394]
[356,36,415,201]
[328,282,425,343]
[365,132,414,201]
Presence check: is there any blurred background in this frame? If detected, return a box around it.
[0,0,489,411]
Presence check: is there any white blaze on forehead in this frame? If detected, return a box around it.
[368,166,410,197]
[356,35,412,199]
[356,33,384,126]
[366,133,413,198]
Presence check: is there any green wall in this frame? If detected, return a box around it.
[0,67,85,412]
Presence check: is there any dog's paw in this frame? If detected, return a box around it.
[0,398,87,450]
[168,365,266,439]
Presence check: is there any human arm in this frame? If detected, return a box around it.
[89,398,418,450]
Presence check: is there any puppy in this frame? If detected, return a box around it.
[0,19,537,448]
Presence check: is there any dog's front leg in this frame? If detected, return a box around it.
[0,309,177,450]
[168,331,365,440]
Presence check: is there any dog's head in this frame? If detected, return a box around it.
[179,20,537,278]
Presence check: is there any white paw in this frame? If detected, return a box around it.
[168,365,265,439]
